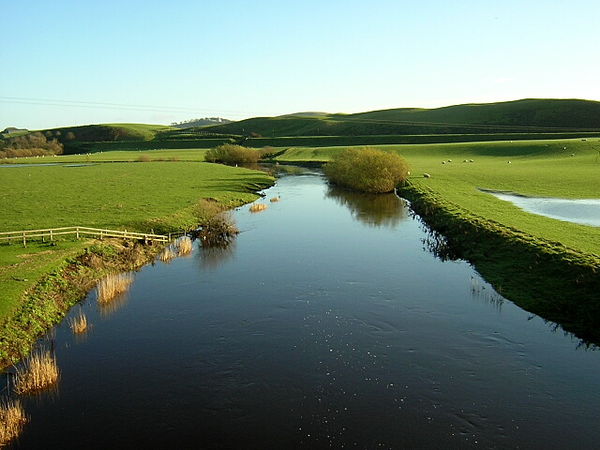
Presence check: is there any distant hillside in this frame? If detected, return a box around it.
[38,123,172,143]
[277,112,329,118]
[171,117,233,128]
[203,99,600,137]
[24,123,239,154]
[1,127,29,137]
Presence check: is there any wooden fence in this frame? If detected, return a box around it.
[0,226,169,247]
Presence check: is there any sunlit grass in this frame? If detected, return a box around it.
[69,312,88,334]
[249,203,268,213]
[14,351,59,394]
[0,399,27,446]
[176,236,193,256]
[158,246,177,263]
[96,273,133,303]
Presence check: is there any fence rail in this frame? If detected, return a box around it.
[0,226,169,246]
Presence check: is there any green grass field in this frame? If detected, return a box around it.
[276,138,600,258]
[0,162,273,319]
[1,148,209,163]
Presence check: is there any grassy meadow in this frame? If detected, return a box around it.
[0,162,273,320]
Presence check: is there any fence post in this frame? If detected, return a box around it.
[22,231,26,248]
[50,229,53,242]
[76,227,80,240]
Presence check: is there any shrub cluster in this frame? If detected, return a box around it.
[0,132,63,159]
[205,144,260,164]
[324,147,409,193]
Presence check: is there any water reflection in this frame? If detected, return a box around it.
[197,240,237,270]
[420,227,460,262]
[98,292,130,318]
[326,186,407,228]
[411,202,600,346]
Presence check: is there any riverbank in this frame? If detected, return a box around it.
[0,239,162,367]
[0,161,274,366]
[399,182,600,343]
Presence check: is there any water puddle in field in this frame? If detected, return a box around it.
[4,170,600,449]
[0,163,97,168]
[483,190,600,226]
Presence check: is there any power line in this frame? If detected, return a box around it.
[0,96,265,118]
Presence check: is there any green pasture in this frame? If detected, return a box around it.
[1,148,209,163]
[0,162,273,319]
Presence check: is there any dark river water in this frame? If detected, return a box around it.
[5,171,600,449]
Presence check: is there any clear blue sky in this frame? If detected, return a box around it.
[2,0,599,129]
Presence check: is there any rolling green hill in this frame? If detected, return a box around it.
[23,123,237,154]
[5,98,599,155]
[204,99,600,137]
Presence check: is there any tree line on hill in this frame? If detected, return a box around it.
[0,133,64,159]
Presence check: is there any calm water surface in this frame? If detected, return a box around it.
[486,190,600,227]
[5,171,600,449]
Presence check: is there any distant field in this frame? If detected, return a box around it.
[1,148,209,163]
[0,162,274,318]
[276,138,600,257]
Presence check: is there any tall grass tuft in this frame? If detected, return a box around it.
[249,203,268,213]
[0,399,27,446]
[69,312,88,334]
[176,236,193,256]
[14,351,60,394]
[158,246,177,263]
[269,196,280,203]
[324,147,409,193]
[205,144,260,165]
[97,273,133,303]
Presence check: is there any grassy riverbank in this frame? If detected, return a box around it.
[0,161,274,360]
[276,138,600,258]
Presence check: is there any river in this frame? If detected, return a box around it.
[5,170,600,449]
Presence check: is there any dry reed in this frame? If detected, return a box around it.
[176,237,193,256]
[0,400,27,446]
[69,312,88,334]
[96,273,133,304]
[269,197,280,203]
[158,246,177,263]
[249,203,268,213]
[14,351,60,394]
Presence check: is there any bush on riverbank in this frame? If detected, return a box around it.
[205,144,260,164]
[324,147,409,193]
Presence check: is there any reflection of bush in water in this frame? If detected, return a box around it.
[326,186,407,228]
[198,240,237,270]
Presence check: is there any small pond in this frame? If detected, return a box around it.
[484,190,600,227]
